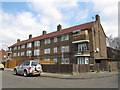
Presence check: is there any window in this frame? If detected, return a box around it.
[45,38,50,44]
[44,48,50,54]
[61,46,69,52]
[34,49,40,56]
[44,58,50,61]
[21,52,25,56]
[61,34,69,41]
[26,51,32,56]
[27,43,32,48]
[21,44,25,49]
[61,58,70,64]
[78,43,88,52]
[9,47,12,51]
[53,58,57,62]
[34,41,40,47]
[18,46,20,49]
[13,53,17,57]
[54,37,57,42]
[14,46,17,50]
[54,47,57,53]
[24,61,30,66]
[77,57,89,64]
[18,52,20,56]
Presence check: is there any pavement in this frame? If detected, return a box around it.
[4,68,118,79]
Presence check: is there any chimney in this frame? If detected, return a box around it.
[29,34,32,39]
[57,24,62,31]
[42,30,47,35]
[17,39,20,43]
[95,14,100,23]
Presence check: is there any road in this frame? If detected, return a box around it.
[1,71,118,88]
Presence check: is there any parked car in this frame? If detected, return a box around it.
[0,62,4,70]
[13,60,42,77]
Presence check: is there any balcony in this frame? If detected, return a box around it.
[74,50,90,57]
[72,34,89,44]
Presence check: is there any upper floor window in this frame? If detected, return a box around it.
[9,47,12,51]
[34,49,40,56]
[45,38,50,44]
[18,46,20,49]
[21,52,25,56]
[13,53,17,57]
[21,44,25,49]
[44,48,50,54]
[78,43,88,52]
[61,46,69,52]
[34,41,40,47]
[54,47,57,53]
[61,34,69,41]
[27,43,32,48]
[54,37,57,42]
[14,46,17,50]
[26,51,32,56]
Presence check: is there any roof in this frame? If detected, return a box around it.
[9,21,96,47]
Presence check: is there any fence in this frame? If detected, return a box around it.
[42,64,90,73]
[42,64,73,73]
[6,60,55,68]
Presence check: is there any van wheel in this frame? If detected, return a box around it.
[23,71,28,77]
[14,69,18,75]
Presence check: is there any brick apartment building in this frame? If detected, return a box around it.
[8,15,107,66]
[0,49,8,61]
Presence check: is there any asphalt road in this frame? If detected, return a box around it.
[1,71,118,88]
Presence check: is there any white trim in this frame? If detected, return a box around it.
[75,54,90,57]
[72,40,89,44]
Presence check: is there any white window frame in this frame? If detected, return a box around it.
[61,58,70,64]
[53,58,57,62]
[14,46,17,50]
[61,46,69,52]
[18,46,20,49]
[44,48,50,54]
[26,51,32,56]
[44,58,50,61]
[78,43,87,52]
[21,52,25,56]
[77,57,89,64]
[45,38,50,44]
[21,44,25,49]
[13,53,17,57]
[54,47,57,53]
[34,49,40,56]
[34,41,40,47]
[27,43,32,48]
[18,52,20,56]
[54,37,57,42]
[61,34,69,41]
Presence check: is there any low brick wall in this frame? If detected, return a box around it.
[42,64,73,73]
[42,64,90,73]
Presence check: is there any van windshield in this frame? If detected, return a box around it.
[31,62,40,66]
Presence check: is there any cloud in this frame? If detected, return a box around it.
[92,0,119,37]
[0,10,49,50]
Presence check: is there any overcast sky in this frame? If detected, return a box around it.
[0,0,119,50]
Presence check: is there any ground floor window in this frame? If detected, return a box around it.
[44,58,50,61]
[77,57,89,64]
[61,58,70,64]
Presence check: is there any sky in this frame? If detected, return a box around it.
[0,0,119,50]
